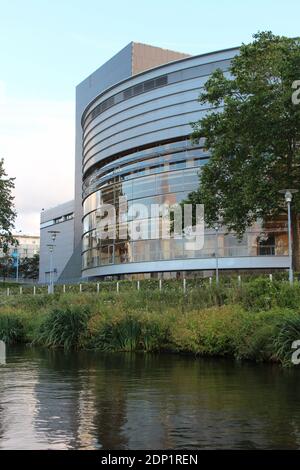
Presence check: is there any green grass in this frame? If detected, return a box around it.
[0,278,299,366]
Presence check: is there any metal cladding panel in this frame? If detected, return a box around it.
[80,55,235,176]
[40,200,74,224]
[83,109,211,170]
[82,256,290,278]
[82,125,193,174]
[82,83,211,155]
[82,78,208,141]
[83,49,237,119]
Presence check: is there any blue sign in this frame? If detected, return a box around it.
[11,251,19,268]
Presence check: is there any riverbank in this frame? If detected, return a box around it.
[0,278,300,366]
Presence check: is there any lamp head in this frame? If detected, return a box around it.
[285,191,292,203]
[279,189,298,203]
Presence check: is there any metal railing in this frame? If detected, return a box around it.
[0,272,292,297]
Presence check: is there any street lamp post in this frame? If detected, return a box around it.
[214,224,220,285]
[47,244,54,293]
[15,250,19,283]
[14,230,22,283]
[47,230,60,294]
[279,189,298,285]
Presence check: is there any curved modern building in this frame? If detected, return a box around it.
[39,42,289,282]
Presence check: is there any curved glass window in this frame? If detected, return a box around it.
[82,137,288,272]
[82,227,288,270]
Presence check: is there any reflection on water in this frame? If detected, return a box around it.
[0,346,300,449]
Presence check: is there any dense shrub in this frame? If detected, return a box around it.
[89,315,142,351]
[0,314,25,344]
[237,277,277,310]
[275,283,300,309]
[36,304,91,350]
[169,306,240,356]
[141,318,170,352]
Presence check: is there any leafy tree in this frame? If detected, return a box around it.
[19,254,39,279]
[187,32,300,270]
[0,158,17,253]
[0,255,14,281]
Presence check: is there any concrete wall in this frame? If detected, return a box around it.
[131,42,190,75]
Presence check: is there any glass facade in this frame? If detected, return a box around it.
[82,140,288,272]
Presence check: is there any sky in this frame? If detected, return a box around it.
[0,0,300,235]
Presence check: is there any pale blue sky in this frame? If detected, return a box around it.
[1,0,300,100]
[0,0,300,233]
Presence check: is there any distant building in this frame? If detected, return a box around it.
[0,233,40,259]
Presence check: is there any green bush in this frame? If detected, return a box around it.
[90,315,142,351]
[275,283,300,309]
[237,277,277,310]
[0,314,25,344]
[141,318,170,352]
[88,311,171,353]
[36,304,91,350]
[233,314,276,361]
[235,278,300,311]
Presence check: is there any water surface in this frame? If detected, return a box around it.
[0,346,299,449]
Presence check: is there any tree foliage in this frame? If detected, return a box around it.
[19,254,39,279]
[186,31,300,268]
[0,158,17,252]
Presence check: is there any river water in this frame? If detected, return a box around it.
[0,346,299,449]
